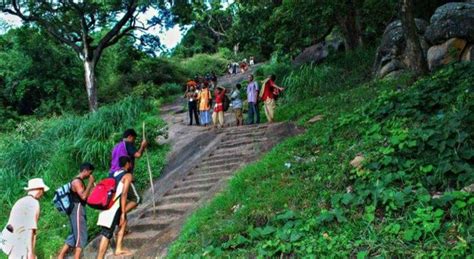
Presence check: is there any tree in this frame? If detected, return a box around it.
[2,0,171,111]
[399,0,428,75]
[0,27,86,115]
[335,0,363,50]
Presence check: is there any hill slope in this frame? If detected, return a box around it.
[168,54,474,257]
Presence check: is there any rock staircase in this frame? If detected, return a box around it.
[81,122,300,258]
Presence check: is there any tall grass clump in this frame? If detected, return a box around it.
[282,47,374,103]
[0,96,169,257]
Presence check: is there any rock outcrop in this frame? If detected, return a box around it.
[374,2,474,78]
[293,40,344,66]
[425,2,474,45]
[425,2,474,70]
[373,19,429,78]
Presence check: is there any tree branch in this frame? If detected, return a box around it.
[207,16,226,38]
[3,0,83,54]
[94,0,138,61]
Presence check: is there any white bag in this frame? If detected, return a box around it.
[0,227,13,255]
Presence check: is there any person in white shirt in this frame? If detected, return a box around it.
[96,156,133,258]
[4,178,49,259]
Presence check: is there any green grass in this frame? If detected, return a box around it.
[0,97,170,258]
[168,49,474,257]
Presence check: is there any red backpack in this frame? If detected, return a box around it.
[87,171,125,210]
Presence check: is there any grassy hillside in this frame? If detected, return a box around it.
[0,97,169,257]
[168,49,474,257]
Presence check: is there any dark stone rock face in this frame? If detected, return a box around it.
[425,2,474,45]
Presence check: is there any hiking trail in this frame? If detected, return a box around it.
[82,66,302,258]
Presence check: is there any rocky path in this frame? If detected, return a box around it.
[82,68,301,258]
[216,63,263,88]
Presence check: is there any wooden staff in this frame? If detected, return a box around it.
[143,122,157,217]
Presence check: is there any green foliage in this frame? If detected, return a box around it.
[0,27,86,116]
[172,0,399,59]
[169,56,474,257]
[172,24,220,58]
[0,97,169,257]
[0,26,187,130]
[281,48,374,103]
[178,52,230,77]
[98,40,187,104]
[132,82,183,103]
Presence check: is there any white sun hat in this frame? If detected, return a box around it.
[24,178,50,192]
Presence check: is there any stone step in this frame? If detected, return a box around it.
[161,192,203,204]
[123,230,160,249]
[219,138,266,149]
[200,156,245,167]
[139,203,190,219]
[225,125,268,135]
[202,151,248,162]
[215,144,261,153]
[185,170,234,180]
[221,134,266,143]
[131,220,171,233]
[166,183,214,196]
[103,249,138,259]
[175,176,222,188]
[224,131,266,139]
[195,162,242,172]
[228,124,268,131]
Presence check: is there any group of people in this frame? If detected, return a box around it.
[185,73,284,128]
[0,73,285,259]
[185,81,227,128]
[227,56,255,76]
[1,129,148,258]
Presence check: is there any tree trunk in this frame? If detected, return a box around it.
[83,59,98,112]
[338,0,362,50]
[400,0,428,75]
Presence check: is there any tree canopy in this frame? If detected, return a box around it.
[1,0,173,111]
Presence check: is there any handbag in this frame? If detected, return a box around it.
[0,226,13,255]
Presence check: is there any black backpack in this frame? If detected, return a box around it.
[223,94,230,112]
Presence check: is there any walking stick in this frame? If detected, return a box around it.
[143,122,157,218]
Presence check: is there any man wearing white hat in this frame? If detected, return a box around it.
[3,178,49,259]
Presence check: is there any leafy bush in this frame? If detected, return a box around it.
[132,82,183,101]
[254,62,292,83]
[0,97,169,257]
[178,52,230,77]
[168,60,474,257]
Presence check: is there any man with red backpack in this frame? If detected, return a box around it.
[110,129,147,214]
[57,163,95,259]
[97,156,133,258]
[260,74,285,123]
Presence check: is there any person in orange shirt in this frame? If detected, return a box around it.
[198,82,212,126]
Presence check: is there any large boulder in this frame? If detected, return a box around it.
[293,40,344,66]
[373,19,429,78]
[427,37,467,70]
[425,2,474,45]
